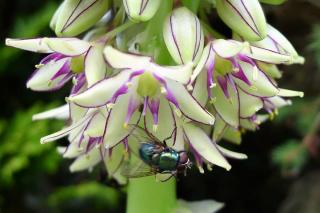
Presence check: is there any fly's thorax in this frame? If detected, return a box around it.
[136,72,160,97]
[158,149,180,172]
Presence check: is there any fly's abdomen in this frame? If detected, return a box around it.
[139,143,158,165]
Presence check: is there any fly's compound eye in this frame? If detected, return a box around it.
[179,152,189,165]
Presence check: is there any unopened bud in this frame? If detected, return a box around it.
[123,0,161,22]
[163,7,204,65]
[55,0,110,37]
[216,0,267,41]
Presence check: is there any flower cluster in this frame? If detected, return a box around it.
[6,0,304,181]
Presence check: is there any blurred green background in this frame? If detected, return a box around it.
[0,0,320,212]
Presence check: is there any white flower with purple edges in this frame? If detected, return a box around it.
[188,39,304,128]
[5,37,106,91]
[67,46,215,149]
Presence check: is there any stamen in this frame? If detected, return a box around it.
[35,64,44,69]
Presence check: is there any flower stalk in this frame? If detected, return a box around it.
[127,177,176,213]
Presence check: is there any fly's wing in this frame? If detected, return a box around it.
[127,124,162,145]
[121,160,156,178]
[155,173,174,182]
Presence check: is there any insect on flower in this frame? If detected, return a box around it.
[121,125,192,181]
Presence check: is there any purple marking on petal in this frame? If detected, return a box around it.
[184,131,204,166]
[207,57,215,98]
[231,62,252,86]
[123,138,129,153]
[125,97,140,125]
[129,69,145,81]
[71,73,87,95]
[50,59,71,81]
[111,70,144,102]
[40,53,67,64]
[217,76,230,99]
[152,73,180,108]
[148,98,160,125]
[237,54,257,67]
[142,97,148,116]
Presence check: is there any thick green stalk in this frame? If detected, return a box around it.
[126,176,176,213]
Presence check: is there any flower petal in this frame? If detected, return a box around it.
[69,147,102,172]
[150,62,193,84]
[44,37,91,56]
[234,61,279,97]
[211,78,240,127]
[212,39,244,58]
[278,88,304,97]
[5,38,52,53]
[27,58,72,91]
[239,89,263,118]
[192,70,209,107]
[216,145,247,159]
[83,112,106,138]
[40,109,97,144]
[104,143,126,184]
[84,44,107,87]
[104,92,142,148]
[167,80,215,125]
[183,123,231,170]
[177,199,224,213]
[145,98,175,142]
[32,104,69,121]
[68,70,132,108]
[104,45,151,69]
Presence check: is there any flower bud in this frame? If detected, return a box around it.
[216,0,267,41]
[54,0,110,37]
[123,0,161,22]
[163,7,204,65]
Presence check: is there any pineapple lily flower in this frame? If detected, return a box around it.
[189,39,303,128]
[5,37,106,91]
[68,46,215,149]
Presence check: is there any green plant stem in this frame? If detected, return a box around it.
[126,176,177,213]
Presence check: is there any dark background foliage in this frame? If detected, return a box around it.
[0,0,320,212]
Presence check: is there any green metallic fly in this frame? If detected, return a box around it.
[121,125,192,181]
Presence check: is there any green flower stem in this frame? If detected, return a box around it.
[126,176,177,213]
[102,20,135,41]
